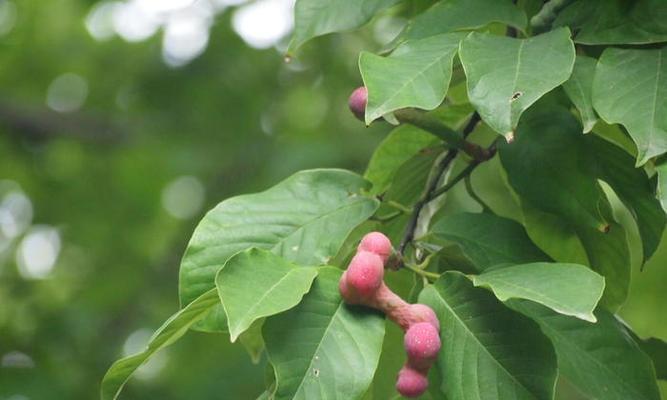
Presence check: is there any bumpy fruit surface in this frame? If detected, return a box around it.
[404,322,441,369]
[348,86,368,121]
[396,366,429,398]
[358,231,393,262]
[345,250,384,299]
[407,303,440,331]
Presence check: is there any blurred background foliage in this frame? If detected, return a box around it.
[0,0,664,399]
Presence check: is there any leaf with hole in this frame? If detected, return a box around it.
[459,28,575,136]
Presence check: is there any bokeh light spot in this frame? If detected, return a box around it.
[46,73,89,113]
[161,176,206,219]
[16,226,61,280]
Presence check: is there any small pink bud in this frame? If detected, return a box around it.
[358,231,393,263]
[348,86,367,121]
[396,365,429,398]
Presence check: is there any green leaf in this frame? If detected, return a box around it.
[420,272,557,400]
[459,28,575,136]
[554,0,667,45]
[656,162,667,214]
[216,248,318,342]
[593,47,667,165]
[239,319,266,365]
[585,135,665,261]
[637,337,667,380]
[364,124,438,195]
[499,107,608,231]
[264,267,385,400]
[288,0,400,54]
[100,289,220,400]
[574,221,630,311]
[421,212,550,272]
[562,55,598,133]
[472,262,604,322]
[179,169,379,331]
[512,301,661,400]
[402,0,527,41]
[360,33,465,124]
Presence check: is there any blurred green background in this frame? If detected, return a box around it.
[0,1,664,399]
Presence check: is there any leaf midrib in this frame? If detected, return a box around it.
[435,284,540,399]
[368,43,458,119]
[227,268,313,341]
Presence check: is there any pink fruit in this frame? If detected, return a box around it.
[338,270,358,304]
[396,365,428,398]
[358,231,393,263]
[345,251,384,298]
[404,322,441,367]
[348,86,368,121]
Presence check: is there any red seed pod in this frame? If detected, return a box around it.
[404,322,441,369]
[345,250,384,299]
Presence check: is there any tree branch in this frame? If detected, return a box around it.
[394,108,491,162]
[396,112,483,260]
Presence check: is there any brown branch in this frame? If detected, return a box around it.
[0,99,126,144]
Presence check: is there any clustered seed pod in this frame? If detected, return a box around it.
[339,231,441,398]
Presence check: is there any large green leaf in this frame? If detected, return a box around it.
[216,248,318,342]
[419,272,557,400]
[360,33,465,124]
[288,0,400,54]
[562,55,598,133]
[472,262,604,322]
[499,107,608,231]
[178,169,379,331]
[459,28,575,136]
[402,0,527,41]
[100,289,220,400]
[555,0,667,45]
[512,301,661,400]
[585,135,665,261]
[264,267,385,400]
[421,212,549,272]
[593,47,667,165]
[364,124,437,195]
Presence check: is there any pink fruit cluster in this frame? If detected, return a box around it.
[339,232,441,398]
